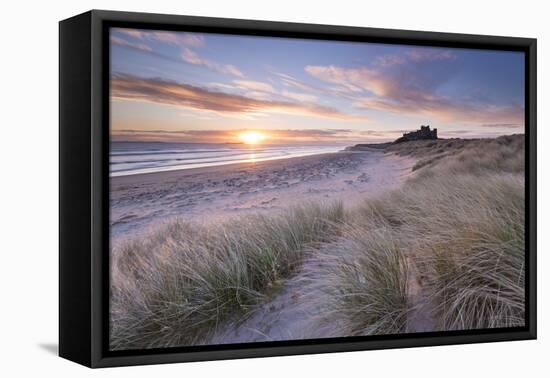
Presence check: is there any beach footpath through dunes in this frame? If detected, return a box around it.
[110,149,415,243]
[108,146,417,350]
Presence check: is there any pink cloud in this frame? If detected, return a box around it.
[406,48,455,62]
[305,65,387,95]
[111,128,366,143]
[281,90,318,103]
[275,72,325,94]
[114,28,205,47]
[181,48,244,77]
[110,36,152,52]
[375,48,455,67]
[305,49,523,127]
[113,28,244,78]
[354,95,524,125]
[111,74,368,121]
[481,123,523,129]
[233,79,275,93]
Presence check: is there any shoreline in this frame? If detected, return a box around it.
[110,144,347,178]
[111,151,343,184]
[110,150,416,243]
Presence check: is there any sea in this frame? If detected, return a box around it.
[110,142,345,177]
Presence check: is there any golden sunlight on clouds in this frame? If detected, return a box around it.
[239,131,267,144]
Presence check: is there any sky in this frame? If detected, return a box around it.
[110,27,525,144]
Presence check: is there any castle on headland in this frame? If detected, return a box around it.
[394,125,437,144]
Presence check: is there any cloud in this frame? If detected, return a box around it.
[305,65,380,94]
[233,80,275,93]
[358,129,405,138]
[480,123,523,129]
[110,126,420,144]
[210,78,320,105]
[374,54,407,67]
[114,28,244,78]
[305,49,524,126]
[210,79,319,104]
[233,79,320,103]
[269,129,354,139]
[274,72,324,94]
[406,49,455,62]
[355,96,524,125]
[114,28,205,47]
[181,48,244,77]
[110,36,152,52]
[207,82,238,91]
[439,129,520,139]
[178,34,205,47]
[375,48,455,67]
[111,73,367,121]
[281,90,318,102]
[111,128,363,143]
[271,72,353,102]
[242,91,273,100]
[179,48,206,64]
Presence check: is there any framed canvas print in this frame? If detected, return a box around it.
[59,10,537,368]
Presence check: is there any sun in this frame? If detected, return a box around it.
[239,131,267,144]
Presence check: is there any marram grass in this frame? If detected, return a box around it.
[111,134,525,349]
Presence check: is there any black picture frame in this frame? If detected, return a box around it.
[59,9,537,368]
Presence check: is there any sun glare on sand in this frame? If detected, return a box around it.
[239,131,267,144]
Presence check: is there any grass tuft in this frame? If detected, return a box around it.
[110,202,345,350]
[301,223,410,336]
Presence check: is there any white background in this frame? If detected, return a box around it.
[0,0,547,376]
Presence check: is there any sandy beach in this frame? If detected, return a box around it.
[110,150,415,243]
